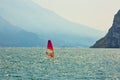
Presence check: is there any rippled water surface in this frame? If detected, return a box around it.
[0,48,120,80]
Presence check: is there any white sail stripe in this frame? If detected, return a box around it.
[46,49,53,54]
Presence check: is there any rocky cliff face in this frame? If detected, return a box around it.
[91,10,120,48]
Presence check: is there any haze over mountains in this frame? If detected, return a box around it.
[0,17,41,47]
[0,0,105,47]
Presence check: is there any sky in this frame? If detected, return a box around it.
[33,0,120,31]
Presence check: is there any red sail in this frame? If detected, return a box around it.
[46,40,54,59]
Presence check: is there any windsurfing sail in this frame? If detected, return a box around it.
[46,40,54,59]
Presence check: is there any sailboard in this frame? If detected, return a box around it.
[46,40,54,59]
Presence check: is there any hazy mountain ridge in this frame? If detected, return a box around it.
[0,17,41,47]
[0,0,105,47]
[91,10,120,48]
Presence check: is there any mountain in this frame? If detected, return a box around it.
[0,0,105,47]
[91,10,120,48]
[0,17,41,47]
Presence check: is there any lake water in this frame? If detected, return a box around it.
[0,48,120,80]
